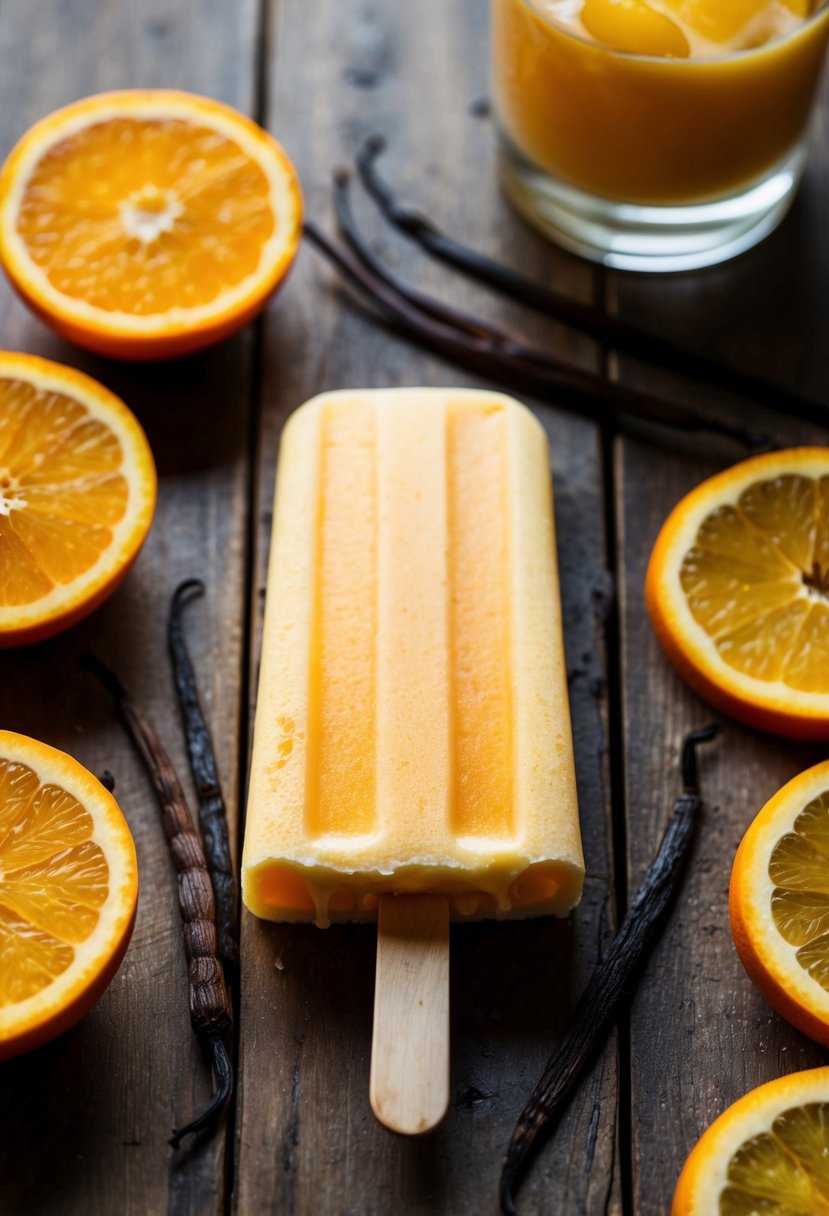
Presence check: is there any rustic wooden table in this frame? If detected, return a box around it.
[1,3,828,1214]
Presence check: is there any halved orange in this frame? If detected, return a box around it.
[730,760,829,1047]
[646,448,829,739]
[0,90,302,359]
[0,730,138,1059]
[0,351,156,646]
[672,1068,829,1215]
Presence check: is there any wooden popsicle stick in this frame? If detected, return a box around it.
[370,894,450,1135]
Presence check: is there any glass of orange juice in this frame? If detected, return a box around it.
[492,0,829,270]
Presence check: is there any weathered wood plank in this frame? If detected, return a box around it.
[612,70,829,1215]
[235,2,620,1213]
[0,3,260,1214]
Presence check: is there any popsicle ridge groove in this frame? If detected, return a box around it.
[304,401,378,841]
[302,409,324,845]
[446,403,515,843]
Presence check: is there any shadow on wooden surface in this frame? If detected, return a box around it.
[241,912,581,1208]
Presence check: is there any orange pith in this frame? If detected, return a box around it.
[0,91,302,359]
[0,352,156,646]
[0,731,137,1059]
[672,1069,829,1216]
[646,449,829,738]
[730,761,829,1048]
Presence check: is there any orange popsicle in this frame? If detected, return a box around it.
[242,388,583,929]
[243,387,584,1133]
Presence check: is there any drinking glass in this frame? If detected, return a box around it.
[492,0,829,270]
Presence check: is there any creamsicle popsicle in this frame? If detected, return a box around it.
[242,387,584,930]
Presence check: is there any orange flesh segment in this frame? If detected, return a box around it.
[0,757,108,1005]
[719,1102,829,1214]
[679,474,829,694]
[16,117,276,314]
[767,791,829,999]
[0,376,128,607]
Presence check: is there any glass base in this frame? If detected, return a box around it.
[497,134,807,272]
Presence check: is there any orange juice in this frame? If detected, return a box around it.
[492,0,829,267]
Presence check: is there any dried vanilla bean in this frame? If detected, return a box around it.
[83,653,233,1150]
[499,723,719,1215]
[168,579,237,972]
[305,219,770,452]
[334,167,506,346]
[356,134,828,432]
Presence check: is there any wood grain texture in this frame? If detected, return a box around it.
[234,3,619,1213]
[611,67,829,1216]
[371,896,450,1136]
[0,3,260,1214]
[8,1,824,1211]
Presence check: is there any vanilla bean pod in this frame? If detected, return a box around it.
[499,723,719,1216]
[336,164,590,369]
[168,579,237,972]
[82,653,233,1150]
[305,220,769,452]
[357,134,828,431]
[334,167,507,345]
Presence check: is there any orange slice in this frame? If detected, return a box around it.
[672,1068,829,1215]
[730,760,829,1047]
[581,0,690,58]
[646,448,829,739]
[0,351,156,646]
[0,90,302,360]
[660,0,812,47]
[0,730,138,1059]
